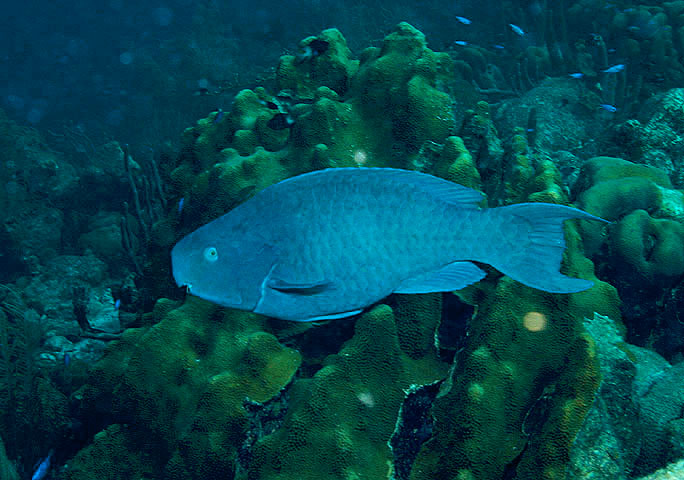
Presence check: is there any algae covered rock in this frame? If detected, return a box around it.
[567,313,642,480]
[569,313,684,478]
[616,88,684,185]
[494,78,609,160]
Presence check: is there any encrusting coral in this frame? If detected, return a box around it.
[69,297,301,479]
[574,156,684,360]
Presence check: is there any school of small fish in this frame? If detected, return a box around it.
[452,13,628,112]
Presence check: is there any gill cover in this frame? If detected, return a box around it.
[171,221,277,311]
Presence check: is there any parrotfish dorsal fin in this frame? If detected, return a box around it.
[279,168,485,208]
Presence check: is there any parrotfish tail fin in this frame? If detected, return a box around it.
[493,203,607,294]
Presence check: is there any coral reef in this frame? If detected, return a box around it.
[68,296,301,479]
[8,0,684,474]
[0,299,71,475]
[614,88,684,186]
[568,313,684,478]
[63,23,631,480]
[494,77,610,161]
[0,435,18,480]
[575,156,684,360]
[411,235,619,480]
[247,299,447,479]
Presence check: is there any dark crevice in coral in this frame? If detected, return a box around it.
[437,292,475,358]
[274,315,357,378]
[389,381,442,480]
[237,386,291,477]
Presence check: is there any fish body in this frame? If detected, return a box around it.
[509,23,526,36]
[568,72,584,79]
[455,16,472,25]
[32,450,53,480]
[172,168,604,322]
[599,104,618,112]
[603,64,625,73]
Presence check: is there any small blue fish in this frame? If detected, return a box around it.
[114,299,121,310]
[64,352,71,367]
[213,108,224,124]
[492,44,505,50]
[603,64,625,73]
[453,40,469,46]
[568,73,584,79]
[599,104,618,112]
[455,16,472,25]
[509,24,526,36]
[32,450,54,480]
[178,197,185,214]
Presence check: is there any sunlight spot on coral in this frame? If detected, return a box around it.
[357,391,375,408]
[523,311,548,332]
[353,149,368,166]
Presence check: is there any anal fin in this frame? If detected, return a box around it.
[394,261,486,294]
[297,309,364,322]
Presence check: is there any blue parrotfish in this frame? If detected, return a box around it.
[171,168,605,322]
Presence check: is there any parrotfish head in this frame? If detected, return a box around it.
[171,218,276,311]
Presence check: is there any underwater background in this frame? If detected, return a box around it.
[3,0,684,479]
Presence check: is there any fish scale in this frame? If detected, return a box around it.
[172,168,606,322]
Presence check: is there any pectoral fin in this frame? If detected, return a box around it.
[267,278,333,295]
[394,261,486,294]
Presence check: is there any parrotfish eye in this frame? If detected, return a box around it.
[203,246,219,262]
